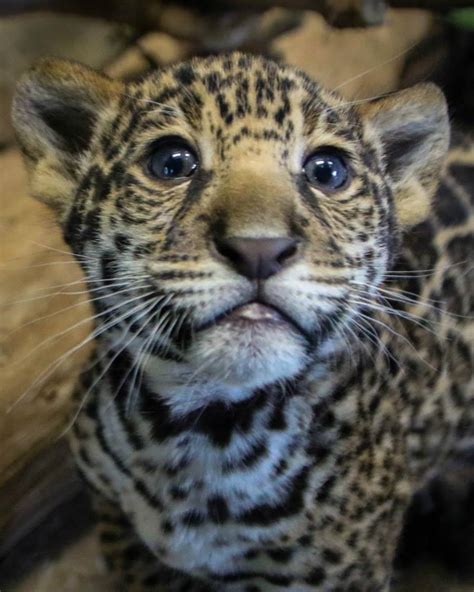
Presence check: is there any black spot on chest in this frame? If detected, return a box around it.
[191,392,268,447]
[139,387,268,447]
[237,465,309,525]
[207,495,230,523]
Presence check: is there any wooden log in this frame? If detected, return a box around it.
[0,441,93,588]
[0,147,93,583]
[0,440,83,560]
[0,149,94,587]
[0,149,93,488]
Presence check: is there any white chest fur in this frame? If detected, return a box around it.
[75,379,315,577]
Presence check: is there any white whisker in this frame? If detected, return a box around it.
[7,294,155,413]
[61,298,159,438]
[9,290,155,368]
[6,282,148,337]
[0,274,149,308]
[332,41,420,92]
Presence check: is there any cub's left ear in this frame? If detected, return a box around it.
[12,58,122,215]
[358,83,450,227]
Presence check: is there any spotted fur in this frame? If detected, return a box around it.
[12,53,473,591]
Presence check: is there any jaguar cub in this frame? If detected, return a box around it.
[12,53,473,591]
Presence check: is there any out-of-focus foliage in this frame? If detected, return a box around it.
[449,8,474,31]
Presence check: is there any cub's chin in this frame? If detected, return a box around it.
[187,303,309,390]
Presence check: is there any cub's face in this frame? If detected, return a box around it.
[12,54,449,395]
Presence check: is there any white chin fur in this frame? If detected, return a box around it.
[186,322,308,390]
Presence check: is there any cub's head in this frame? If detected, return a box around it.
[12,53,449,398]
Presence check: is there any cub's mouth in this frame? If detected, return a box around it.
[187,299,310,389]
[197,300,309,341]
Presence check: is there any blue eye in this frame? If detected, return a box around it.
[148,138,198,180]
[303,150,349,191]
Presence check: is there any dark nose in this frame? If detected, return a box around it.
[214,237,299,280]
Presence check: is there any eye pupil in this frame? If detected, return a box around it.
[312,159,336,184]
[303,150,348,191]
[163,152,185,177]
[148,140,198,180]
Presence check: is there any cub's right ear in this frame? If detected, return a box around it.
[12,58,122,214]
[357,83,449,228]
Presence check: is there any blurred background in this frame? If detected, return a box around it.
[0,1,473,590]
